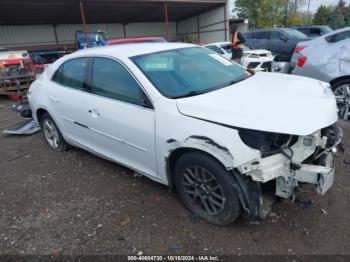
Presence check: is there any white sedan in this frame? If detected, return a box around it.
[204,42,274,71]
[28,43,341,225]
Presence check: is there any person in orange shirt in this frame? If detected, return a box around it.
[230,24,246,63]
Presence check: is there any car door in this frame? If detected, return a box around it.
[249,31,269,50]
[268,30,291,62]
[85,56,157,177]
[335,39,350,75]
[48,57,92,147]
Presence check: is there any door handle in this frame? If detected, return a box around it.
[49,96,59,103]
[88,109,100,117]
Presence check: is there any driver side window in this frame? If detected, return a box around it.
[270,31,283,40]
[92,57,141,105]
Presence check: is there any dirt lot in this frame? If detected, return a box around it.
[0,98,350,256]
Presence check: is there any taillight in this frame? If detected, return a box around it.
[297,56,307,67]
[294,45,307,53]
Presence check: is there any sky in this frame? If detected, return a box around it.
[229,0,350,16]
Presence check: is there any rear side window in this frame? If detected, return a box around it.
[92,57,140,105]
[52,58,87,90]
[270,31,283,40]
[309,28,321,36]
[244,32,252,39]
[297,28,309,35]
[326,31,350,43]
[254,31,269,40]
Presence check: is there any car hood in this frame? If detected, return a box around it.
[176,73,338,136]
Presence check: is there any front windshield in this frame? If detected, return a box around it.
[131,47,249,98]
[221,44,232,53]
[284,28,308,39]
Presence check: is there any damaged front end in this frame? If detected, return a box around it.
[237,124,343,199]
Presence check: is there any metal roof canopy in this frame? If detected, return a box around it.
[0,0,226,25]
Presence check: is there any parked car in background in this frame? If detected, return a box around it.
[204,42,274,71]
[291,27,350,69]
[244,28,309,64]
[28,43,341,225]
[293,25,333,38]
[75,30,108,49]
[107,37,166,45]
[292,36,350,120]
[0,49,33,78]
[0,47,10,52]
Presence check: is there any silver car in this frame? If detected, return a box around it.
[291,27,350,69]
[292,28,350,119]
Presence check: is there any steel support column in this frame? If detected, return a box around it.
[79,0,88,48]
[164,1,169,40]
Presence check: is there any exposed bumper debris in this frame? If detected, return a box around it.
[3,119,40,135]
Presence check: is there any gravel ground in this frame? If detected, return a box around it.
[0,98,350,256]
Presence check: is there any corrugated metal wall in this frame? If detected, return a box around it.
[0,25,56,47]
[126,22,176,37]
[0,5,226,50]
[55,24,125,44]
[177,16,198,42]
[199,6,227,43]
[0,22,176,50]
[177,6,228,44]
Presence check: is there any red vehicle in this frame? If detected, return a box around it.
[107,37,166,45]
[0,50,33,78]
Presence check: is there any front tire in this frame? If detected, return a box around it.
[332,79,350,120]
[174,152,241,225]
[40,112,67,152]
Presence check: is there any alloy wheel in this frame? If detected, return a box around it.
[43,119,60,149]
[334,83,350,120]
[182,165,225,216]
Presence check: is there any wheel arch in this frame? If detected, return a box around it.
[35,108,63,134]
[165,137,235,189]
[36,108,48,124]
[165,145,262,222]
[330,75,350,87]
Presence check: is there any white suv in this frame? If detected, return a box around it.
[28,43,341,225]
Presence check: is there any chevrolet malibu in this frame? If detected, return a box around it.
[28,43,342,225]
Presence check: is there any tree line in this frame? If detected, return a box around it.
[313,0,350,29]
[234,0,350,29]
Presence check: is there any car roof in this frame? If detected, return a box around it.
[245,28,284,32]
[107,37,166,45]
[69,42,197,59]
[295,25,329,29]
[246,28,301,33]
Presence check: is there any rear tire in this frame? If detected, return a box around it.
[40,112,67,152]
[332,79,350,120]
[174,152,241,225]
